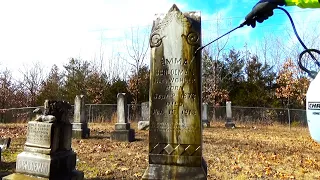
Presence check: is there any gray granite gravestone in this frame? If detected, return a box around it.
[202,103,210,127]
[72,95,90,139]
[3,100,83,180]
[225,101,235,128]
[138,102,150,130]
[110,93,135,142]
[142,4,207,179]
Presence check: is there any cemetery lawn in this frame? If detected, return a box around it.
[1,122,320,179]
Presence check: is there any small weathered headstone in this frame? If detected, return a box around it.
[3,100,84,180]
[142,4,207,179]
[0,137,11,162]
[0,137,11,151]
[225,101,235,128]
[72,95,90,138]
[202,103,210,127]
[111,93,135,142]
[138,102,150,130]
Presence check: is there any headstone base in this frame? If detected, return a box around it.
[202,120,210,128]
[142,158,207,180]
[138,121,150,130]
[2,170,84,180]
[110,129,135,142]
[72,123,90,139]
[225,121,236,129]
[15,151,76,178]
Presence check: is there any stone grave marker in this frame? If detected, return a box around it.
[0,137,11,151]
[72,95,90,138]
[3,100,84,180]
[142,4,207,179]
[111,93,135,142]
[225,101,235,128]
[0,137,11,162]
[138,102,150,130]
[202,103,210,127]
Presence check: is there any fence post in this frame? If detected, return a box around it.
[288,108,291,130]
[127,104,130,122]
[88,104,92,123]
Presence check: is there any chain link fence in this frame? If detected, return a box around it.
[209,106,307,127]
[0,104,307,128]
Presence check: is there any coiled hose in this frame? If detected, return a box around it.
[276,7,320,79]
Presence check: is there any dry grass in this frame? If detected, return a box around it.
[1,122,320,179]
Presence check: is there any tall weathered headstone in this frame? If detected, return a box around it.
[225,101,235,128]
[138,102,150,130]
[3,100,83,180]
[111,93,135,142]
[142,4,207,179]
[72,95,90,138]
[202,103,210,127]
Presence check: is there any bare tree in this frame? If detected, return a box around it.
[122,26,150,104]
[18,61,45,106]
[202,14,232,105]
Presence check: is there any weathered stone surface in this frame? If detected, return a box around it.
[138,102,150,130]
[143,4,206,179]
[15,151,76,178]
[138,121,150,130]
[2,170,84,180]
[117,93,128,124]
[141,102,150,121]
[0,137,11,153]
[225,101,235,129]
[72,95,90,139]
[3,100,83,180]
[111,93,135,142]
[202,103,210,127]
[73,95,86,123]
[25,122,53,149]
[110,129,135,142]
[115,123,130,130]
[143,159,207,180]
[72,128,90,139]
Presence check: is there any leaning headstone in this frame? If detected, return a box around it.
[72,95,90,138]
[138,102,150,130]
[0,137,11,162]
[0,137,11,151]
[202,103,210,127]
[142,4,207,179]
[3,100,84,180]
[225,101,235,128]
[111,93,135,142]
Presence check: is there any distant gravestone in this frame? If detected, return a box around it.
[142,4,207,179]
[138,102,150,130]
[0,137,11,162]
[0,137,11,151]
[111,93,135,142]
[72,95,90,139]
[202,103,210,127]
[225,101,235,128]
[3,100,84,180]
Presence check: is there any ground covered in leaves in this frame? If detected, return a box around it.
[1,122,320,179]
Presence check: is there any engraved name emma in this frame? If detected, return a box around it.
[160,57,188,66]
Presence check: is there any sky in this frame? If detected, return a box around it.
[0,0,319,80]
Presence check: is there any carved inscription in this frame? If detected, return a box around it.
[25,122,52,148]
[150,122,196,132]
[17,159,50,176]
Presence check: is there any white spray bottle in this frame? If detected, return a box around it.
[306,72,320,143]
